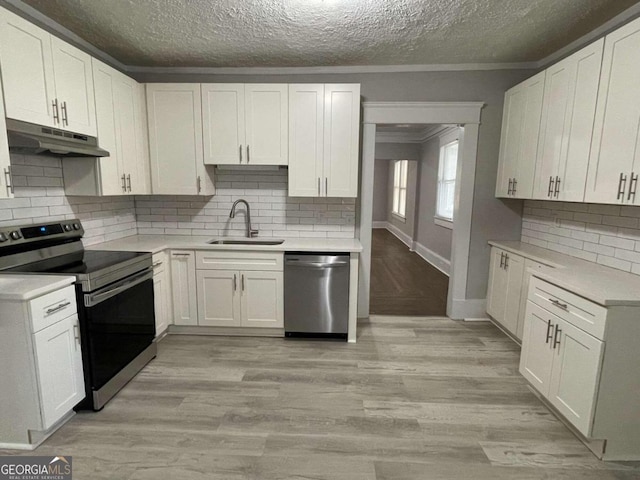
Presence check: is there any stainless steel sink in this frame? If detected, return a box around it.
[208,239,285,246]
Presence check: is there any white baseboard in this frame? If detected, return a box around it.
[385,222,413,248]
[412,241,451,276]
[372,221,388,229]
[449,298,487,320]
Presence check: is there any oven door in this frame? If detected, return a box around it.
[81,269,155,391]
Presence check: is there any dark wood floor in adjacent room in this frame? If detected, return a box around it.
[370,228,449,316]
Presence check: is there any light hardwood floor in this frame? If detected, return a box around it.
[3,317,640,479]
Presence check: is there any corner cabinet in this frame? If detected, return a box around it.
[519,276,640,460]
[63,59,149,196]
[0,6,96,136]
[202,83,288,165]
[169,250,198,326]
[195,251,284,329]
[146,84,215,195]
[585,16,640,205]
[288,84,360,198]
[496,72,545,199]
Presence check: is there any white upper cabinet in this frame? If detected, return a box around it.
[63,59,149,196]
[288,83,360,198]
[496,71,545,199]
[0,74,13,199]
[202,83,288,165]
[0,7,96,136]
[534,40,603,201]
[585,16,640,205]
[147,83,214,195]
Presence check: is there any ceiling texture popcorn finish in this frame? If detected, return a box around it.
[19,0,639,68]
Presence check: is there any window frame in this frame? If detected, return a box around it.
[392,159,408,221]
[435,129,460,229]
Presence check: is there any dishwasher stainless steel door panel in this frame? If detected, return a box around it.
[284,253,349,339]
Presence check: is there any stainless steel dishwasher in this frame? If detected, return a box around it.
[284,253,350,339]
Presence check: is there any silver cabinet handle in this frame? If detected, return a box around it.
[172,253,191,257]
[127,174,132,192]
[507,178,513,196]
[73,322,80,348]
[548,176,554,197]
[317,177,320,196]
[197,176,202,193]
[554,176,560,198]
[233,274,237,291]
[152,261,163,268]
[61,101,68,126]
[617,172,628,200]
[504,253,509,269]
[241,274,245,292]
[247,145,250,164]
[4,167,13,194]
[549,298,568,310]
[325,177,328,196]
[512,178,517,196]
[628,172,638,202]
[499,252,505,268]
[52,99,60,124]
[239,145,243,163]
[545,319,553,344]
[45,301,71,316]
[121,174,127,192]
[553,324,562,349]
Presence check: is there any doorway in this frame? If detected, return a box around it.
[357,102,484,320]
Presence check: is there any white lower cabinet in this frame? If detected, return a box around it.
[197,269,240,327]
[170,250,198,326]
[240,270,283,328]
[520,276,640,460]
[152,252,171,337]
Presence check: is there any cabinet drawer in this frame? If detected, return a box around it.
[152,252,167,269]
[29,285,77,333]
[196,251,283,271]
[528,276,606,339]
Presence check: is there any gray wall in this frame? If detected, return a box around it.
[414,136,453,261]
[372,159,388,223]
[135,69,533,300]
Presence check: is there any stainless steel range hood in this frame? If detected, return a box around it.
[6,119,110,157]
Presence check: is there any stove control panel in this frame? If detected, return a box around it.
[0,220,84,246]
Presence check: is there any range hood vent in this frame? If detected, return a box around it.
[6,119,110,157]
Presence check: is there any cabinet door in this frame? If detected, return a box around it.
[586,17,640,205]
[517,260,548,340]
[502,253,525,336]
[324,84,360,197]
[288,84,325,197]
[240,271,283,328]
[548,317,604,437]
[133,83,151,195]
[114,74,144,194]
[147,84,202,194]
[196,270,241,327]
[33,315,84,429]
[519,302,555,396]
[0,74,12,199]
[0,7,56,127]
[496,72,545,199]
[486,248,507,320]
[50,37,97,136]
[244,84,288,165]
[92,59,124,196]
[202,84,245,165]
[153,260,169,337]
[170,251,198,326]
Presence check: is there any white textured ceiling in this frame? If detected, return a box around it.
[20,0,639,68]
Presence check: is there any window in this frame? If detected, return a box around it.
[436,134,459,225]
[392,160,408,219]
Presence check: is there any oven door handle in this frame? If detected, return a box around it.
[84,269,153,307]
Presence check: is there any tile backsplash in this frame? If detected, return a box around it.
[136,168,356,238]
[0,160,356,246]
[0,154,137,246]
[521,200,640,275]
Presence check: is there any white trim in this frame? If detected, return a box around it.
[363,102,484,125]
[391,212,406,223]
[386,222,413,248]
[412,240,451,276]
[450,298,487,319]
[372,221,388,229]
[434,217,453,229]
[438,127,460,145]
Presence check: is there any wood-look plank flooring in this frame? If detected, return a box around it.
[3,317,640,479]
[370,229,449,316]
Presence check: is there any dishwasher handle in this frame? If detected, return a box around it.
[285,260,349,268]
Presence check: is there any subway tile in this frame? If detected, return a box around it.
[600,235,635,250]
[597,254,632,272]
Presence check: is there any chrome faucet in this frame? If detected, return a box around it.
[229,199,259,238]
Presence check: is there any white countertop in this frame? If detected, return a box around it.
[490,240,640,307]
[88,235,363,255]
[0,275,76,301]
